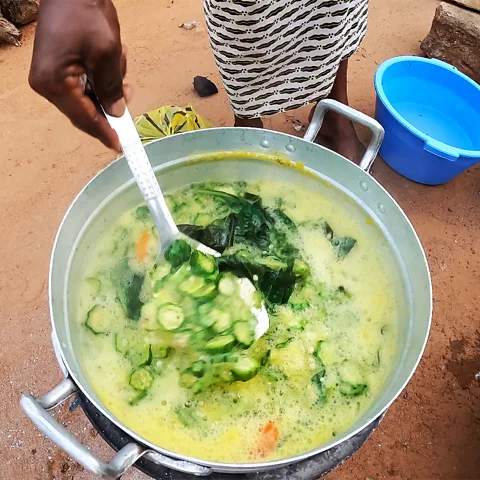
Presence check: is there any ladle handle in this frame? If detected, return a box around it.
[304,99,385,173]
[105,108,179,249]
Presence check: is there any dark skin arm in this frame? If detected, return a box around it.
[29,0,130,152]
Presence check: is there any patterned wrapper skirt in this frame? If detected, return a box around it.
[204,0,368,118]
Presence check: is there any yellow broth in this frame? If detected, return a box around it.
[77,180,399,462]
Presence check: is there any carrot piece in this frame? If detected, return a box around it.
[136,231,151,261]
[257,421,279,458]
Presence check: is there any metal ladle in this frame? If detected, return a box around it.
[104,107,269,340]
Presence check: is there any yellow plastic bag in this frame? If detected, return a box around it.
[134,105,213,145]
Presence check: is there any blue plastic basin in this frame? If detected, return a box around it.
[374,56,480,185]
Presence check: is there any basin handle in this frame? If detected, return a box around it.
[20,378,212,478]
[423,137,459,162]
[304,99,385,173]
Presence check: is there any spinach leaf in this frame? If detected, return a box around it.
[311,371,327,405]
[243,192,262,206]
[321,222,356,258]
[311,341,328,404]
[259,269,297,305]
[196,189,271,249]
[111,260,144,320]
[235,204,270,249]
[165,239,191,267]
[179,214,236,253]
[331,237,357,259]
[267,209,298,259]
[339,382,367,397]
[179,190,308,305]
[269,208,297,231]
[301,220,356,259]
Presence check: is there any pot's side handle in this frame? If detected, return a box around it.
[20,378,144,479]
[304,99,385,173]
[20,378,213,478]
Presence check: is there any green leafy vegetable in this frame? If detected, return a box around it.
[165,239,192,267]
[331,237,357,259]
[322,222,356,259]
[339,382,367,396]
[301,220,357,259]
[311,371,327,404]
[313,340,324,363]
[176,190,308,306]
[179,214,236,253]
[111,260,144,320]
[311,340,328,404]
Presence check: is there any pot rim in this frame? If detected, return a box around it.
[49,127,433,472]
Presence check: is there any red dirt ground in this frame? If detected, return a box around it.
[0,0,478,478]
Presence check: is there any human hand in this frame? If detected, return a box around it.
[29,0,132,151]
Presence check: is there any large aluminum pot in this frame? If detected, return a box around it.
[20,100,432,478]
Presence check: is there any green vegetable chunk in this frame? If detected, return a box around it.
[190,250,218,277]
[135,205,151,220]
[205,334,236,353]
[85,305,114,334]
[150,357,164,375]
[211,308,233,333]
[165,239,192,267]
[179,275,205,295]
[218,274,237,296]
[332,237,357,259]
[138,302,159,331]
[233,321,254,346]
[191,283,218,302]
[232,356,259,381]
[129,367,154,391]
[115,328,151,368]
[158,303,184,331]
[190,360,207,377]
[150,263,171,290]
[179,371,197,389]
[292,259,310,277]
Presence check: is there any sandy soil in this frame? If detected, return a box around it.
[0,0,479,478]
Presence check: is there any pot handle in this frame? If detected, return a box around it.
[20,378,212,478]
[20,379,145,479]
[304,99,385,173]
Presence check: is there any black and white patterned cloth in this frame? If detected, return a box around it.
[204,0,368,118]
